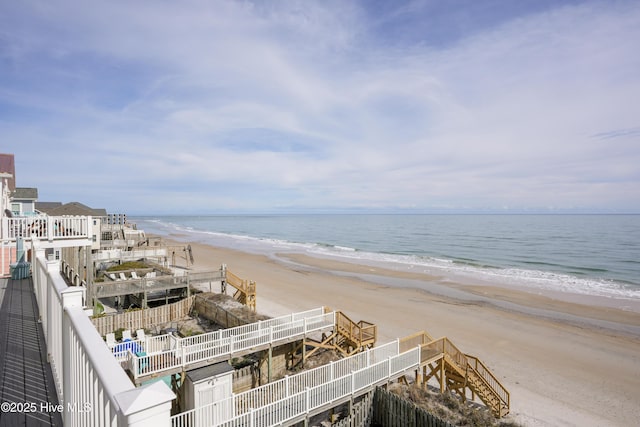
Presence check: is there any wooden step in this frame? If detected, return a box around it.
[444,359,506,417]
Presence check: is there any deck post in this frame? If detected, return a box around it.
[268,344,272,383]
[220,264,227,294]
[114,381,174,426]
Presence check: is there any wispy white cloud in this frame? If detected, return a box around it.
[1,0,639,213]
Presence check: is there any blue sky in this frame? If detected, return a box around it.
[1,0,639,214]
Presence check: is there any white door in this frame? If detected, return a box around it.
[195,375,233,425]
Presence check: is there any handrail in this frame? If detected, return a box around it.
[417,337,469,373]
[225,269,243,287]
[399,331,435,353]
[441,336,509,408]
[224,268,256,310]
[171,341,420,427]
[31,251,174,426]
[336,311,376,345]
[66,306,136,411]
[357,320,377,341]
[168,330,509,425]
[125,309,335,379]
[418,336,509,416]
[2,215,92,242]
[419,337,446,363]
[94,274,190,298]
[442,337,468,372]
[465,354,510,408]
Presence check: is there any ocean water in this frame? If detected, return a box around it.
[133,214,640,302]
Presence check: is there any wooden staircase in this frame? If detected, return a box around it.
[222,268,257,312]
[444,352,510,418]
[334,311,377,356]
[401,332,510,418]
[303,310,377,361]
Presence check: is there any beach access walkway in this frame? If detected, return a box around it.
[0,277,63,426]
[170,331,510,426]
[107,305,508,425]
[111,307,377,386]
[113,307,338,384]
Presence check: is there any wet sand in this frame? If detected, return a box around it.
[172,236,640,426]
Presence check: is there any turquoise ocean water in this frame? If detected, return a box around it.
[133,215,640,302]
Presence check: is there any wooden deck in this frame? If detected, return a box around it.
[123,308,335,384]
[0,277,63,426]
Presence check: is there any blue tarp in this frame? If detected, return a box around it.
[113,339,142,357]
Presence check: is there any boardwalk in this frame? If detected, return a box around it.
[0,277,62,427]
[119,308,335,384]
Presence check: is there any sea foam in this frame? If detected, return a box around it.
[135,216,640,302]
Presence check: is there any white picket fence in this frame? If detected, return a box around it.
[108,308,334,381]
[170,340,421,427]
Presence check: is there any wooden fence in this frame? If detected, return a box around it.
[331,387,453,427]
[368,387,454,427]
[332,392,374,427]
[92,296,195,336]
[232,365,257,394]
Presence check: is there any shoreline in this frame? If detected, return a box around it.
[276,252,640,338]
[160,233,640,426]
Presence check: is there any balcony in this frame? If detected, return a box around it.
[1,215,94,248]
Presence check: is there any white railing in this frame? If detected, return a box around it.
[123,308,333,380]
[146,334,180,353]
[93,247,169,261]
[235,341,399,414]
[171,342,421,427]
[31,249,175,426]
[2,215,92,242]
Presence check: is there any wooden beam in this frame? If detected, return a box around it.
[267,345,272,383]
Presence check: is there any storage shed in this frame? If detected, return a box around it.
[182,362,234,424]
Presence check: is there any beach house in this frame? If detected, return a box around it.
[0,156,176,426]
[1,154,509,426]
[9,187,38,216]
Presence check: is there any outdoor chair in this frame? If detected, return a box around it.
[106,333,116,347]
[145,271,156,287]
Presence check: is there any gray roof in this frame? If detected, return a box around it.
[41,202,107,217]
[11,187,38,200]
[186,362,234,383]
[35,202,63,214]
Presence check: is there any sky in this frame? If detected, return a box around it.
[1,0,639,215]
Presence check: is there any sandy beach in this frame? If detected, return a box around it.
[171,235,640,426]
